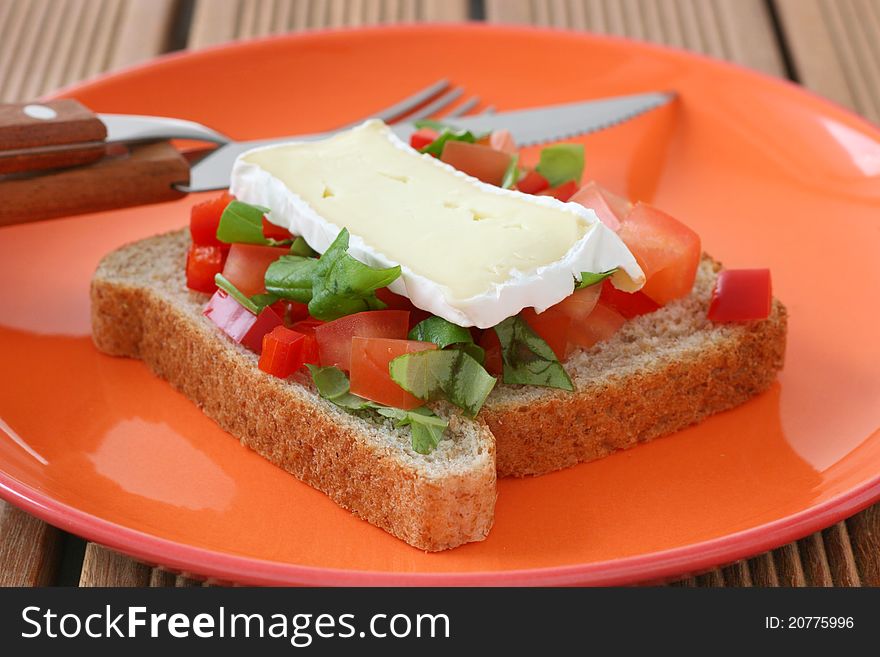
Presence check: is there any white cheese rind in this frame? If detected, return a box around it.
[230,120,644,328]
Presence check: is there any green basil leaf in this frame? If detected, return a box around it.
[214,273,259,314]
[389,349,496,418]
[457,342,486,365]
[501,153,520,189]
[307,365,447,453]
[264,255,318,303]
[216,200,272,245]
[535,143,585,187]
[290,236,318,257]
[307,229,401,321]
[408,316,473,348]
[493,316,574,391]
[412,119,455,132]
[420,128,480,157]
[575,268,617,290]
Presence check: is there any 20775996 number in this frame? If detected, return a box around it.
[764,617,854,629]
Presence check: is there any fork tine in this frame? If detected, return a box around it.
[444,96,480,118]
[406,88,465,121]
[336,79,450,129]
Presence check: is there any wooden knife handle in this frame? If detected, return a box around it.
[0,141,190,226]
[0,99,108,174]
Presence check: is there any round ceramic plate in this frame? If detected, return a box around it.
[2,25,879,586]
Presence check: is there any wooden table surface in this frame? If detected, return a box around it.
[1,0,879,587]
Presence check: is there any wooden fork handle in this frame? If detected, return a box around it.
[0,141,190,227]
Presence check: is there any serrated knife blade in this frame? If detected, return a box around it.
[181,91,675,193]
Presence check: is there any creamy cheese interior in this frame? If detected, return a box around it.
[243,121,590,299]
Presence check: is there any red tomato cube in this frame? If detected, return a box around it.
[599,279,660,319]
[314,310,410,371]
[440,140,512,186]
[478,329,502,376]
[190,191,234,246]
[410,128,439,150]
[221,243,289,298]
[616,202,701,306]
[262,216,293,241]
[489,129,517,155]
[520,307,571,361]
[537,179,579,202]
[708,269,772,322]
[516,170,550,194]
[568,181,631,231]
[349,337,437,409]
[567,302,626,350]
[259,326,307,378]
[185,244,227,293]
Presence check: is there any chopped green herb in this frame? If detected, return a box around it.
[419,128,482,158]
[408,316,485,364]
[493,316,574,391]
[214,274,279,314]
[501,153,521,189]
[575,268,617,289]
[535,143,585,187]
[289,236,318,257]
[389,349,496,418]
[265,256,318,304]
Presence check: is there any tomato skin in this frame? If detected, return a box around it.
[410,128,439,150]
[567,302,626,349]
[478,329,502,376]
[221,243,289,298]
[186,245,227,293]
[259,326,307,378]
[314,310,410,371]
[554,284,602,323]
[520,307,571,361]
[537,179,579,202]
[290,319,324,364]
[350,338,437,409]
[261,216,293,241]
[489,129,517,155]
[440,140,512,186]
[708,269,772,322]
[568,181,631,231]
[190,191,234,246]
[287,301,311,322]
[617,202,701,305]
[599,279,661,319]
[516,169,550,194]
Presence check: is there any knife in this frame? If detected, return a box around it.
[0,91,674,225]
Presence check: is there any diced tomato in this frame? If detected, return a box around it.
[617,202,701,305]
[516,169,550,195]
[599,279,661,319]
[291,318,325,335]
[259,326,307,378]
[268,299,289,323]
[708,269,772,322]
[553,284,602,323]
[314,310,410,371]
[440,140,512,186]
[203,289,283,354]
[190,191,234,247]
[375,287,431,328]
[568,181,631,231]
[262,216,293,241]
[521,307,571,361]
[410,128,439,150]
[221,243,289,298]
[567,302,626,350]
[291,319,323,365]
[350,337,437,409]
[489,129,517,155]
[478,330,502,376]
[185,245,227,293]
[537,179,579,202]
[287,301,311,322]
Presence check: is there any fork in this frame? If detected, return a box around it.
[98,79,484,146]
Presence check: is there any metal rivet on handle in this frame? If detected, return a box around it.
[23,104,58,120]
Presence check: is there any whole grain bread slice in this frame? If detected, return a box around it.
[483,257,787,476]
[90,229,496,552]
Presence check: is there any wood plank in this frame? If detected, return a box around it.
[188,0,469,49]
[485,0,786,76]
[0,502,61,586]
[79,544,151,586]
[0,0,179,102]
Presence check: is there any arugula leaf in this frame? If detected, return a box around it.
[408,316,473,348]
[575,268,617,289]
[290,236,318,257]
[493,316,574,391]
[307,229,401,321]
[265,256,318,303]
[376,407,447,454]
[419,128,481,157]
[501,153,520,189]
[389,349,496,417]
[408,316,485,364]
[307,365,448,453]
[535,144,585,187]
[216,200,271,245]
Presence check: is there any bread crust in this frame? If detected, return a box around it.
[91,231,496,551]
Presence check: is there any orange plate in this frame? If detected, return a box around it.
[2,25,880,586]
